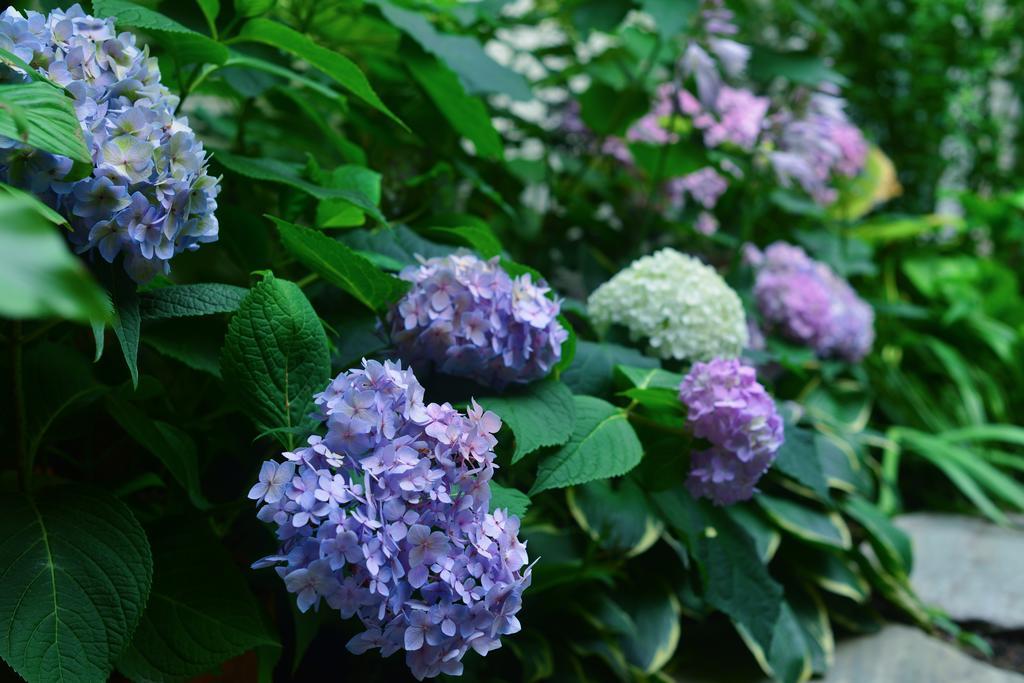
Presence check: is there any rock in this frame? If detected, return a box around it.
[823,625,1024,683]
[895,513,1024,629]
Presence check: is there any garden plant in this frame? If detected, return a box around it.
[1,0,1023,682]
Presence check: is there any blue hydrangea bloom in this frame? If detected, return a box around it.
[250,359,531,680]
[0,5,219,282]
[748,242,874,362]
[679,358,784,505]
[388,252,568,389]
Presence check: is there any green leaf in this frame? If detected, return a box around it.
[748,47,848,86]
[0,83,90,166]
[616,365,685,392]
[110,268,141,388]
[214,152,388,225]
[577,83,650,137]
[107,397,209,508]
[234,18,405,128]
[342,224,454,267]
[489,482,531,518]
[795,549,870,603]
[0,47,65,90]
[842,496,913,576]
[314,165,383,229]
[195,0,220,34]
[139,283,248,320]
[370,0,531,101]
[562,340,659,396]
[117,522,278,681]
[234,0,274,17]
[789,585,834,676]
[0,487,152,683]
[0,182,67,227]
[478,379,575,464]
[773,426,830,500]
[425,223,503,259]
[93,0,229,65]
[144,317,227,378]
[530,396,642,495]
[652,487,783,649]
[724,504,781,563]
[736,601,813,683]
[617,581,681,673]
[405,48,503,161]
[271,217,409,312]
[0,188,110,322]
[567,478,662,557]
[220,273,331,449]
[640,0,699,39]
[756,495,852,550]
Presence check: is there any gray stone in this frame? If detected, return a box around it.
[823,625,1024,683]
[895,513,1024,629]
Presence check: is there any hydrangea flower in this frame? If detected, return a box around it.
[768,91,868,205]
[748,242,874,361]
[679,358,784,505]
[0,5,219,282]
[587,248,748,361]
[388,252,568,389]
[250,359,531,680]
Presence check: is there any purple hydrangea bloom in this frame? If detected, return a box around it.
[679,358,784,505]
[250,360,531,680]
[749,242,875,362]
[388,253,569,389]
[0,5,219,282]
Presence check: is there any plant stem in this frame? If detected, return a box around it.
[10,322,28,491]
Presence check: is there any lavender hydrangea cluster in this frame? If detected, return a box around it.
[388,252,568,389]
[249,359,530,680]
[748,242,875,362]
[0,5,219,282]
[679,358,784,505]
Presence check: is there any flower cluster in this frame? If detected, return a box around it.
[250,360,530,680]
[0,5,219,282]
[748,242,875,362]
[587,248,748,362]
[768,90,869,205]
[388,252,568,389]
[679,358,784,505]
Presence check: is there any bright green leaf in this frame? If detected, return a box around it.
[93,0,229,65]
[489,482,531,518]
[478,379,575,464]
[0,82,90,166]
[271,217,409,312]
[530,396,642,495]
[139,283,248,320]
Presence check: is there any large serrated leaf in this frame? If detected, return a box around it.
[488,482,531,518]
[234,18,405,129]
[479,379,575,464]
[139,283,248,320]
[0,487,153,683]
[220,273,331,449]
[0,82,90,165]
[530,395,642,495]
[117,522,278,681]
[271,217,409,312]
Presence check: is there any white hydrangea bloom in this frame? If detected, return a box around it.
[587,248,747,361]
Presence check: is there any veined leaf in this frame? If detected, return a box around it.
[530,396,642,495]
[220,273,331,449]
[93,0,229,65]
[0,82,90,166]
[478,379,575,464]
[425,223,503,259]
[139,283,248,320]
[271,217,409,312]
[0,487,152,683]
